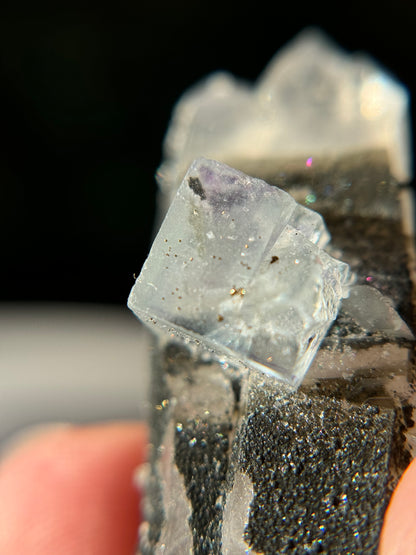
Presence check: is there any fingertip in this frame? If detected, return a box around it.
[0,422,148,555]
[380,457,416,554]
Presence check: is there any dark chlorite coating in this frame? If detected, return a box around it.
[174,421,230,554]
[238,375,394,554]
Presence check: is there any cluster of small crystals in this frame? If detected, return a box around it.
[157,28,410,208]
[224,371,395,554]
[129,158,350,385]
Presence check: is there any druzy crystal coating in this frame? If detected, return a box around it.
[129,158,350,385]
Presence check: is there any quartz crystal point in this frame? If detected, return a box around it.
[157,28,411,214]
[129,158,350,386]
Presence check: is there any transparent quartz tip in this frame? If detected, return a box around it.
[157,27,411,211]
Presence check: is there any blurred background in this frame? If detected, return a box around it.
[1,2,415,447]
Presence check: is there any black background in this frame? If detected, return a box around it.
[1,3,415,305]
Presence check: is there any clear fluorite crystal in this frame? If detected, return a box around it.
[129,158,350,385]
[157,28,411,212]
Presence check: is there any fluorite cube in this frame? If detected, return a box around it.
[129,158,350,385]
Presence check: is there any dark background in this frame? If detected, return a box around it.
[1,3,415,305]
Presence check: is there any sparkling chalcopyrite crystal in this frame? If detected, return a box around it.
[129,158,350,385]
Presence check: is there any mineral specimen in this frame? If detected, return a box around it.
[129,157,350,385]
[131,29,415,555]
[136,151,415,555]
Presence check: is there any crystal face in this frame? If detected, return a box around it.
[129,158,350,385]
[158,28,411,209]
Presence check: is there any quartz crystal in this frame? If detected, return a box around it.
[129,158,349,385]
[131,29,415,555]
[157,28,411,214]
